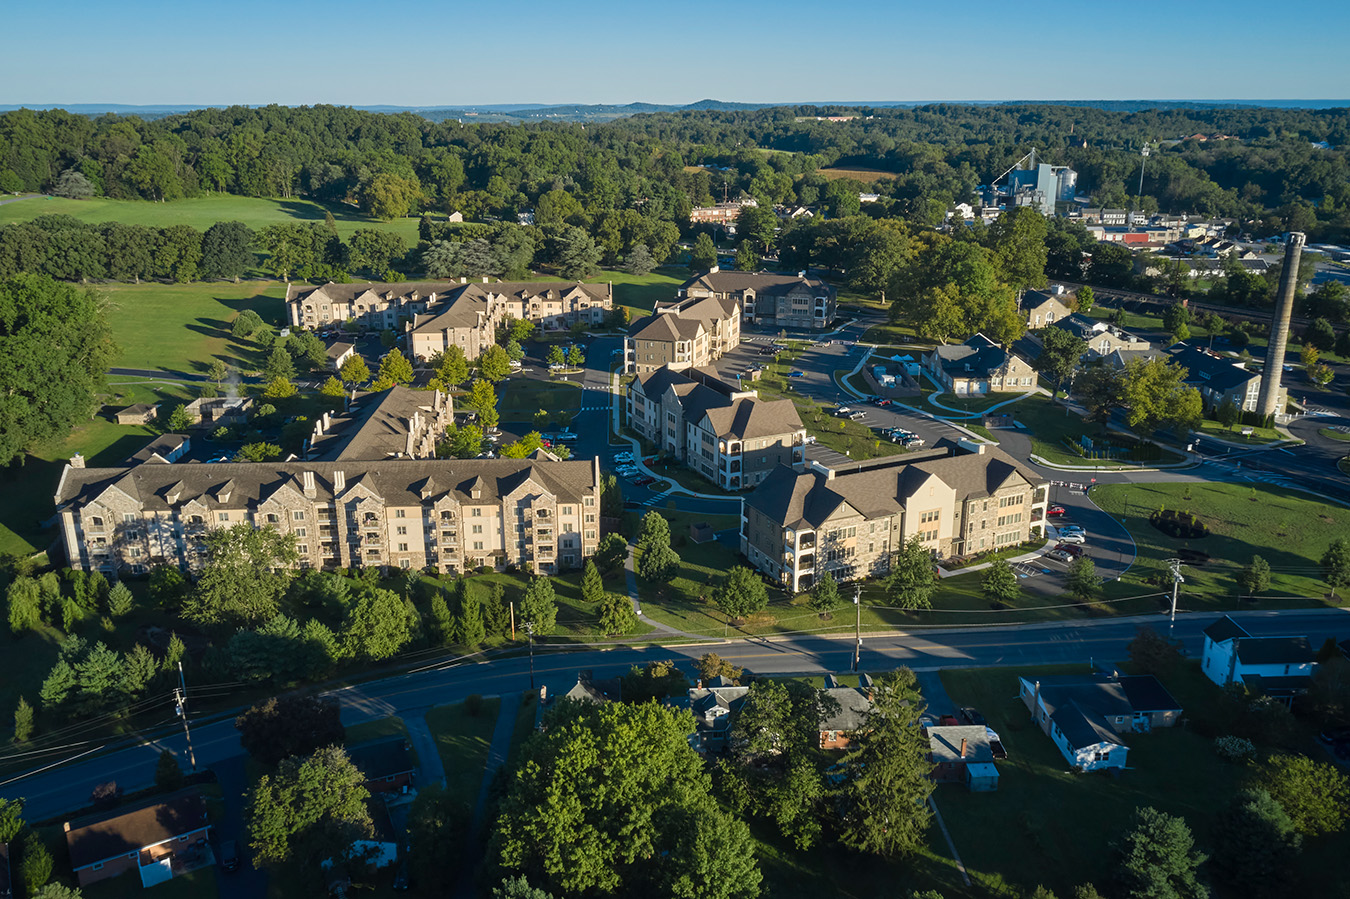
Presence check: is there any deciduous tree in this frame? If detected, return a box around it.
[714,566,769,621]
[183,524,299,625]
[375,348,414,387]
[478,344,511,383]
[1321,537,1350,600]
[1127,626,1184,676]
[1261,753,1350,836]
[981,559,1021,604]
[236,696,344,768]
[809,570,842,618]
[338,354,370,385]
[248,746,373,871]
[1239,555,1271,597]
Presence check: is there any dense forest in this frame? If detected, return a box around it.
[2,102,1347,239]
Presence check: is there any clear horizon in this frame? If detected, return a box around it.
[4,0,1347,106]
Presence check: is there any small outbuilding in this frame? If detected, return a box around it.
[115,403,160,425]
[965,762,1000,792]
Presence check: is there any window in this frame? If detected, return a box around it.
[585,530,596,540]
[395,509,406,518]
[218,512,230,522]
[123,513,136,523]
[472,508,483,517]
[398,542,409,552]
[266,513,280,523]
[90,516,104,527]
[298,544,308,555]
[295,527,307,537]
[396,526,407,535]
[292,510,306,521]
[472,524,483,534]
[584,497,594,506]
[999,494,1024,508]
[473,541,484,550]
[920,510,940,524]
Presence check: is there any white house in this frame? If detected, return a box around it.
[1201,616,1318,698]
[1018,673,1181,773]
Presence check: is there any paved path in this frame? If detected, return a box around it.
[469,692,522,839]
[403,711,446,787]
[916,670,959,717]
[212,755,270,899]
[625,540,704,639]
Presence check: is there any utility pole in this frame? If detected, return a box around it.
[174,662,197,772]
[509,601,515,641]
[852,584,862,673]
[523,621,536,689]
[1165,558,1184,629]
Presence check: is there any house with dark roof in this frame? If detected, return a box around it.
[1201,615,1317,697]
[326,340,356,371]
[1051,313,1152,360]
[818,676,875,750]
[1018,673,1182,772]
[742,439,1048,591]
[677,269,836,330]
[627,366,805,489]
[346,736,417,793]
[926,724,999,789]
[1167,344,1283,414]
[924,334,1038,396]
[1022,287,1075,329]
[676,677,751,753]
[126,434,190,465]
[64,788,211,888]
[305,386,452,462]
[562,670,622,704]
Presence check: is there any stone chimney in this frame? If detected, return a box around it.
[302,470,316,499]
[708,265,719,274]
[69,453,85,469]
[333,470,345,493]
[960,737,968,758]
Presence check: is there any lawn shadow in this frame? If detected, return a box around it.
[86,435,157,467]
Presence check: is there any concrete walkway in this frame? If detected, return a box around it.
[923,384,1042,418]
[625,540,705,640]
[935,539,1055,578]
[916,670,959,717]
[403,711,447,786]
[469,692,522,840]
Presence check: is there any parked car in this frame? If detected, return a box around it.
[834,406,855,417]
[1057,524,1085,535]
[614,454,634,463]
[1054,543,1085,558]
[960,707,987,726]
[847,411,867,421]
[1046,504,1066,517]
[902,437,925,448]
[1057,532,1087,545]
[1045,549,1074,563]
[220,840,239,873]
[633,475,656,487]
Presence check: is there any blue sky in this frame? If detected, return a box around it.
[4,0,1348,106]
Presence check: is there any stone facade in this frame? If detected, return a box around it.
[625,291,740,375]
[678,269,836,330]
[926,334,1039,396]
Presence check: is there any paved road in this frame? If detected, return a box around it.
[8,608,1349,823]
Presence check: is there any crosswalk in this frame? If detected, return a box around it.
[639,491,672,507]
[1197,459,1297,488]
[579,404,610,412]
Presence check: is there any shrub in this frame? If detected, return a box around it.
[1215,735,1256,762]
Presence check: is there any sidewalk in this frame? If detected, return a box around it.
[625,540,705,640]
[403,711,446,786]
[935,539,1055,578]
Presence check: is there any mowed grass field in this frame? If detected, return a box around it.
[1093,481,1350,609]
[0,194,423,244]
[100,280,288,373]
[817,167,898,182]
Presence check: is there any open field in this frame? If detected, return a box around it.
[939,662,1349,897]
[100,280,288,372]
[817,167,898,182]
[0,195,422,245]
[1093,481,1350,610]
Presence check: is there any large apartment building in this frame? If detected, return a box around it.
[625,293,740,375]
[677,269,837,330]
[285,280,613,362]
[305,386,453,461]
[742,441,1048,592]
[628,366,805,490]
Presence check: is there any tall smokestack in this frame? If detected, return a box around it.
[1257,232,1305,418]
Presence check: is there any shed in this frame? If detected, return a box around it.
[965,762,1000,792]
[115,403,159,425]
[689,522,715,544]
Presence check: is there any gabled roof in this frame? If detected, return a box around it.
[564,670,622,703]
[820,687,873,733]
[1236,636,1315,666]
[628,313,705,342]
[308,386,446,462]
[701,397,803,440]
[931,333,1011,378]
[65,789,208,870]
[1052,699,1127,751]
[127,434,188,465]
[1204,615,1250,644]
[681,270,833,298]
[927,725,996,764]
[1167,344,1259,392]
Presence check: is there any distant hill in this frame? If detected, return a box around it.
[1,99,1344,123]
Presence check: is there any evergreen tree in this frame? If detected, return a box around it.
[598,594,638,636]
[105,581,133,617]
[625,244,655,276]
[580,560,605,604]
[1066,556,1102,602]
[39,658,76,709]
[1113,806,1208,899]
[1239,555,1272,597]
[165,404,191,433]
[118,643,158,700]
[428,590,454,646]
[887,536,936,610]
[691,232,717,271]
[264,345,296,382]
[155,749,185,792]
[456,583,486,647]
[12,696,34,743]
[636,511,678,583]
[19,831,54,897]
[483,583,509,638]
[1209,789,1300,899]
[520,577,558,635]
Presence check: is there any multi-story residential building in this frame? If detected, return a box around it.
[286,280,612,362]
[1050,313,1153,360]
[54,454,603,578]
[676,269,836,330]
[627,366,805,490]
[689,200,757,228]
[625,293,740,374]
[305,386,453,461]
[1168,343,1285,414]
[742,441,1048,592]
[925,334,1039,396]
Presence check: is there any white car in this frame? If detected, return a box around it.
[614,453,634,463]
[1057,525,1085,535]
[1057,532,1087,545]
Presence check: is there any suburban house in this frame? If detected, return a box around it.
[1018,673,1182,772]
[926,724,999,790]
[1167,344,1284,414]
[626,290,741,374]
[626,366,806,490]
[679,677,751,754]
[924,334,1039,396]
[346,737,417,793]
[562,670,623,704]
[114,403,159,426]
[1201,616,1317,698]
[305,386,453,462]
[676,269,837,330]
[818,675,875,750]
[54,452,603,577]
[1022,287,1075,329]
[742,439,1049,592]
[64,788,211,889]
[126,434,190,465]
[1051,313,1152,360]
[407,280,613,363]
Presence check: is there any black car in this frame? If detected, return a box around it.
[220,840,239,873]
[960,707,987,726]
[1319,726,1350,746]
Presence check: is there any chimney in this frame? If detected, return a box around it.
[69,453,85,469]
[1258,231,1305,417]
[696,679,703,689]
[709,265,719,274]
[798,270,806,278]
[302,470,316,498]
[405,425,415,457]
[960,738,968,758]
[333,470,345,493]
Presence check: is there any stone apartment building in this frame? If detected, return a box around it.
[742,441,1048,592]
[925,334,1039,396]
[1022,286,1075,329]
[305,386,453,461]
[676,269,837,330]
[627,366,806,490]
[286,280,612,362]
[625,292,740,375]
[55,455,602,577]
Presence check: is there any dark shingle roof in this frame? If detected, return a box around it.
[1204,615,1250,643]
[820,687,874,732]
[1167,344,1260,392]
[1236,636,1315,666]
[1117,676,1183,714]
[681,270,833,298]
[702,397,803,440]
[1052,700,1127,751]
[127,434,188,464]
[308,386,446,461]
[931,334,1010,378]
[628,313,704,342]
[65,789,208,870]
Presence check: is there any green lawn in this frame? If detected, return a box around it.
[1319,426,1350,442]
[0,195,422,245]
[425,698,502,809]
[436,568,655,642]
[1013,395,1180,468]
[344,715,409,746]
[0,380,193,556]
[1197,419,1283,444]
[497,380,582,429]
[82,866,220,899]
[1093,481,1350,610]
[99,280,288,373]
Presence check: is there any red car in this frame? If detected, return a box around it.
[1046,504,1066,517]
[1054,543,1085,558]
